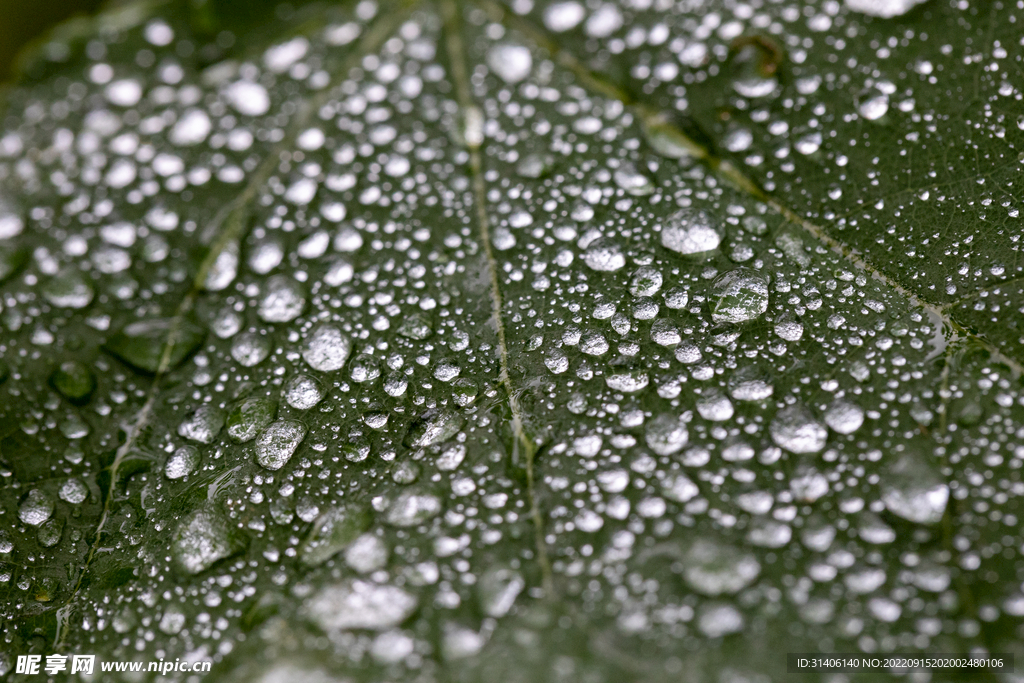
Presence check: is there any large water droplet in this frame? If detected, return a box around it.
[42,268,94,309]
[645,414,688,455]
[543,1,585,31]
[478,566,525,618]
[303,324,351,371]
[104,318,205,374]
[19,489,55,526]
[255,420,307,470]
[304,580,418,632]
[384,487,443,527]
[660,208,722,255]
[177,405,225,444]
[845,0,927,18]
[300,504,373,567]
[487,43,532,84]
[226,397,277,442]
[770,404,827,453]
[728,366,773,401]
[881,454,949,524]
[258,276,307,323]
[50,361,96,404]
[224,80,271,116]
[404,409,464,448]
[165,445,200,479]
[284,374,324,410]
[582,238,626,272]
[709,268,769,324]
[172,507,246,574]
[681,538,761,596]
[824,399,864,434]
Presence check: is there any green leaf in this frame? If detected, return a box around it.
[1,0,1023,680]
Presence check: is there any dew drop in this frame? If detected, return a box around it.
[582,238,626,272]
[682,538,761,596]
[255,420,307,470]
[487,43,533,84]
[165,445,201,479]
[226,397,277,442]
[770,404,827,453]
[172,507,246,575]
[258,276,307,323]
[881,454,949,525]
[19,489,55,526]
[660,208,722,255]
[709,268,769,324]
[645,414,688,455]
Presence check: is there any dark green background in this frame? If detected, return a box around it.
[0,0,104,82]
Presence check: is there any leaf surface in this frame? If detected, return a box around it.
[1,0,1023,681]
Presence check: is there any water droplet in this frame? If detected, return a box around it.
[728,366,773,401]
[629,266,662,297]
[300,504,373,567]
[170,109,212,146]
[614,163,655,196]
[50,361,96,404]
[824,399,864,434]
[349,354,381,383]
[384,487,443,527]
[709,268,769,324]
[605,359,649,393]
[284,374,324,409]
[59,478,89,504]
[770,404,827,453]
[303,323,351,372]
[159,607,186,635]
[204,240,239,291]
[165,445,200,479]
[660,208,722,255]
[255,420,307,470]
[231,331,271,367]
[177,405,225,444]
[580,330,609,356]
[696,390,734,421]
[397,314,434,340]
[729,39,780,98]
[172,507,246,574]
[881,454,949,524]
[660,473,699,503]
[583,238,626,272]
[682,538,761,596]
[258,275,307,323]
[645,414,688,455]
[19,489,55,526]
[543,1,585,31]
[856,86,889,120]
[346,533,390,574]
[774,313,803,341]
[675,340,702,364]
[478,567,525,618]
[104,318,205,373]
[845,0,926,18]
[404,409,465,448]
[305,580,417,632]
[38,519,64,548]
[226,397,277,442]
[451,378,479,407]
[436,443,467,471]
[224,80,271,116]
[650,319,681,346]
[487,43,532,84]
[43,268,94,309]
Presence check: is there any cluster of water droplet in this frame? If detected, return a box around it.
[0,0,1022,679]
